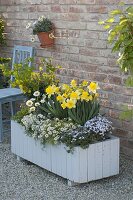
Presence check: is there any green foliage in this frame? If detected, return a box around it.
[0,57,60,98]
[68,100,100,126]
[33,17,53,35]
[99,4,133,85]
[120,105,133,120]
[0,57,11,88]
[40,95,68,120]
[0,18,6,46]
[12,106,29,124]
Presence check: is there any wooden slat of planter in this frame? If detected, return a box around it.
[95,142,103,180]
[110,138,119,176]
[87,144,95,181]
[102,139,111,178]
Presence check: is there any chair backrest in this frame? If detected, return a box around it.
[11,45,34,84]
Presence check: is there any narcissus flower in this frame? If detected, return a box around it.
[70,80,77,87]
[80,91,89,101]
[81,80,88,87]
[70,91,79,100]
[61,102,67,109]
[66,99,76,109]
[88,82,100,94]
[62,84,70,91]
[56,95,64,102]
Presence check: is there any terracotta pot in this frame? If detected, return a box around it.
[37,30,54,48]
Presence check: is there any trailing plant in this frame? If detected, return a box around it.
[99,4,133,86]
[0,58,60,97]
[0,18,6,46]
[20,113,77,145]
[13,110,112,152]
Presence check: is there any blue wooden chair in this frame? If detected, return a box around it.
[0,45,34,142]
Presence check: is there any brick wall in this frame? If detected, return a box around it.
[0,0,133,159]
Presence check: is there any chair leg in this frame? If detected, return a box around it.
[11,101,16,116]
[0,103,3,142]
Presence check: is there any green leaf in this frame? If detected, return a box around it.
[98,20,105,25]
[106,18,114,23]
[126,6,133,14]
[119,2,125,6]
[104,24,111,29]
[119,19,128,25]
[110,9,122,15]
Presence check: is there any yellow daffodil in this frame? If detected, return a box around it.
[66,99,76,109]
[70,91,80,100]
[94,93,99,98]
[62,93,68,98]
[46,85,60,97]
[56,95,64,102]
[86,95,93,101]
[88,82,100,94]
[62,84,70,91]
[81,80,88,87]
[54,86,60,94]
[70,80,77,87]
[45,85,54,97]
[61,101,67,109]
[80,91,89,101]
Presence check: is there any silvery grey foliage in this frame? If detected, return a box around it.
[84,114,112,137]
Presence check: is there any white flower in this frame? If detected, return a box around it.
[26,23,31,29]
[26,100,33,107]
[30,35,35,42]
[40,99,45,103]
[38,15,45,22]
[45,134,49,138]
[30,107,36,112]
[33,91,40,97]
[30,98,36,101]
[35,102,40,107]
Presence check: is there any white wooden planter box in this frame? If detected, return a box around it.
[11,121,120,185]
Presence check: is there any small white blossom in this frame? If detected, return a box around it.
[30,107,36,112]
[26,23,31,29]
[33,91,40,97]
[40,99,45,103]
[26,100,33,107]
[35,102,40,107]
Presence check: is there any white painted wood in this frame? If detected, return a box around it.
[102,140,111,177]
[87,144,95,181]
[11,121,120,184]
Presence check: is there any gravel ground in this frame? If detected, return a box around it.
[0,131,133,200]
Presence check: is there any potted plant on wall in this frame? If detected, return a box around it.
[26,16,54,48]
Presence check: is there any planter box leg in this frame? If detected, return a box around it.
[67,180,79,186]
[17,155,23,162]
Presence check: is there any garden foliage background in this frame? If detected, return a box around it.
[0,0,133,158]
